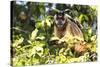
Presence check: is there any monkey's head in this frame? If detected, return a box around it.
[54,11,67,29]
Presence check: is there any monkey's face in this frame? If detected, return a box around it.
[54,12,66,28]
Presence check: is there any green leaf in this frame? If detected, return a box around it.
[30,29,38,40]
[91,35,96,41]
[13,37,24,47]
[44,48,49,55]
[35,46,43,57]
[59,55,66,63]
[84,32,89,42]
[88,28,92,37]
[35,21,42,29]
[36,36,45,40]
[79,14,88,23]
[29,47,36,57]
[42,18,51,28]
[29,46,43,57]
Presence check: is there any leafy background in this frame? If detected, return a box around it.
[11,1,97,66]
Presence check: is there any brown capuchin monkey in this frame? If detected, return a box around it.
[53,11,84,41]
[53,11,86,56]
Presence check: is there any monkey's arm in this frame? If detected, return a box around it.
[62,19,84,41]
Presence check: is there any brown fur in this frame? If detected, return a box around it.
[54,17,84,41]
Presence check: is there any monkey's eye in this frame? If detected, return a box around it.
[56,17,64,20]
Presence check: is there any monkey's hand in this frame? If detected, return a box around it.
[50,37,60,41]
[50,37,67,48]
[58,39,65,44]
[49,37,60,45]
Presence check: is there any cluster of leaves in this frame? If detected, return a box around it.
[11,1,97,66]
[11,16,97,66]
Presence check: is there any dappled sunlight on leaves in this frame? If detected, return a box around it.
[11,2,97,66]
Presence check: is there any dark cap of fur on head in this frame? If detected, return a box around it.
[56,11,64,16]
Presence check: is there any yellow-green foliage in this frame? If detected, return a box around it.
[11,2,97,66]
